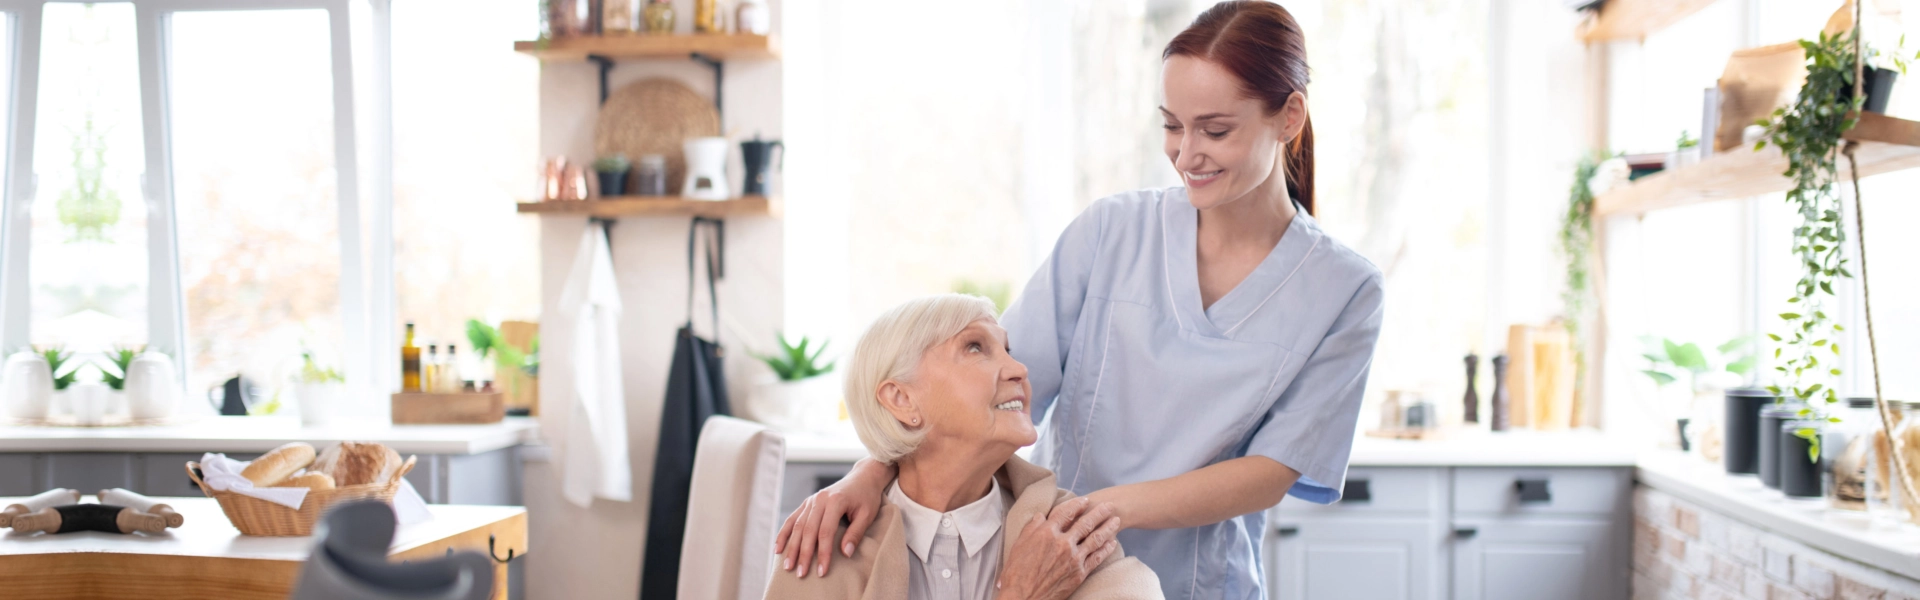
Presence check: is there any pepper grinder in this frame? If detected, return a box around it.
[1490,354,1510,431]
[1462,353,1480,424]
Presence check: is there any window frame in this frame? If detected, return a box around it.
[0,0,397,403]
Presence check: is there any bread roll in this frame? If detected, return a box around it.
[242,442,316,486]
[276,472,336,490]
[318,442,400,486]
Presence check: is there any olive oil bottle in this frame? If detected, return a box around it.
[401,322,422,392]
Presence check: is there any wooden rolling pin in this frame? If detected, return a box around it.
[99,488,185,528]
[10,505,168,535]
[0,489,80,528]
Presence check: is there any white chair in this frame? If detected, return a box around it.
[678,416,787,600]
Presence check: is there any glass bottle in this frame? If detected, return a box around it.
[693,0,718,33]
[425,345,440,393]
[643,0,674,34]
[603,0,634,35]
[636,154,668,196]
[401,323,422,392]
[1829,396,1879,511]
[443,345,462,393]
[1869,401,1916,524]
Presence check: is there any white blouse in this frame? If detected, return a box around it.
[887,478,1013,600]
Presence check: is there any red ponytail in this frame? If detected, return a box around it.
[1164,1,1315,215]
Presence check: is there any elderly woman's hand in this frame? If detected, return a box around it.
[775,458,892,578]
[994,497,1124,600]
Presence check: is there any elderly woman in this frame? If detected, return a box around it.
[766,294,1161,600]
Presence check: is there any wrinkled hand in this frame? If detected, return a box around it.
[994,497,1123,600]
[774,474,885,578]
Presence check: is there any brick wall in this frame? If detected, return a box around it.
[1634,485,1920,600]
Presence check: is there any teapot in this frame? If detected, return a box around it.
[124,352,180,421]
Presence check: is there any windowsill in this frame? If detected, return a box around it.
[1636,449,1920,581]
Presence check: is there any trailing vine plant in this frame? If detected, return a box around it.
[1558,154,1604,398]
[1753,30,1863,460]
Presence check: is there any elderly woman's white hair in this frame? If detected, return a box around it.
[844,293,1001,463]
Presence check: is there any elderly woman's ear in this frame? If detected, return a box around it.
[875,380,921,427]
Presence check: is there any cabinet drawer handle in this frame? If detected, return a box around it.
[1515,478,1552,503]
[1453,526,1478,538]
[1342,479,1371,503]
[1276,525,1300,537]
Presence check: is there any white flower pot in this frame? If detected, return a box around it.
[746,374,838,432]
[65,382,111,426]
[3,352,52,420]
[296,382,345,426]
[124,351,180,421]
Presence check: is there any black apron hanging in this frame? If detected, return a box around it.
[640,217,733,599]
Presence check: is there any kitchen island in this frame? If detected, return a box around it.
[0,416,539,505]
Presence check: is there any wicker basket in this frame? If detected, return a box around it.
[185,455,417,537]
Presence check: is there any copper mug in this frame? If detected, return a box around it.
[564,165,591,200]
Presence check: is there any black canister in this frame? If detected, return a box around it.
[1780,419,1825,498]
[1724,388,1774,474]
[1759,402,1806,489]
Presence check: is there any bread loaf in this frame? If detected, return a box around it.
[317,442,400,486]
[276,472,336,490]
[241,442,316,486]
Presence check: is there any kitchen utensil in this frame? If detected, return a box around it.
[682,137,730,200]
[595,79,721,196]
[4,351,53,420]
[0,488,79,528]
[208,375,262,416]
[636,154,668,196]
[99,488,185,528]
[1490,354,1510,431]
[564,165,591,201]
[739,136,783,196]
[124,351,178,421]
[1462,353,1479,424]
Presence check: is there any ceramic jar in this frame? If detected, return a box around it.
[3,351,52,420]
[124,352,179,421]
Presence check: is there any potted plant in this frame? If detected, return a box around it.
[98,346,140,419]
[748,334,837,431]
[1640,337,1755,451]
[293,352,345,426]
[39,346,79,419]
[467,319,539,413]
[1668,130,1701,169]
[592,153,631,198]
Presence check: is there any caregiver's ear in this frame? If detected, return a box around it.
[876,380,921,427]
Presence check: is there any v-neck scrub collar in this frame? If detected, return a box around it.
[1161,189,1325,339]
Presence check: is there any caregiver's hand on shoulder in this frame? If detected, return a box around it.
[775,458,890,578]
[995,497,1123,600]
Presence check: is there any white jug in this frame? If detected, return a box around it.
[125,352,179,421]
[681,137,731,200]
[3,352,52,420]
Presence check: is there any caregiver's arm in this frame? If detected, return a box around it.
[1083,455,1299,530]
[775,456,893,577]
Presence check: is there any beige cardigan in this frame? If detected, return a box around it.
[764,456,1162,600]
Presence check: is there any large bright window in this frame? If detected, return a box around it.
[168,9,344,394]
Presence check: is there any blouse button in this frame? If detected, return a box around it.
[942,568,953,579]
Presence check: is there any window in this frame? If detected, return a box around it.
[167,9,344,394]
[29,3,146,355]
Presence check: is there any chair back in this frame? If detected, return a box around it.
[677,416,787,600]
[291,500,495,600]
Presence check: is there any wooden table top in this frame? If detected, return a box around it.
[0,496,527,599]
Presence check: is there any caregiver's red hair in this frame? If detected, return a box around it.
[1163,1,1315,215]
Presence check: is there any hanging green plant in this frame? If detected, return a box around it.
[1754,30,1863,459]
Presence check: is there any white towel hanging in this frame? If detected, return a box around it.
[558,226,631,507]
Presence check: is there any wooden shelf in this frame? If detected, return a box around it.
[513,34,779,62]
[1593,113,1920,218]
[1577,0,1719,43]
[517,196,780,219]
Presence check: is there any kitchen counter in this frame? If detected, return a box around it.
[783,426,1639,467]
[0,495,526,600]
[1636,449,1920,582]
[0,416,540,455]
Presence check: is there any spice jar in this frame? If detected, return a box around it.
[635,154,668,196]
[643,0,674,34]
[736,0,770,35]
[603,0,635,35]
[1878,401,1920,524]
[693,0,719,33]
[1829,396,1880,511]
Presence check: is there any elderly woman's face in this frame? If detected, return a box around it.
[900,319,1036,454]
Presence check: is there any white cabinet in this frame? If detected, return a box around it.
[1450,519,1618,600]
[1265,466,1628,600]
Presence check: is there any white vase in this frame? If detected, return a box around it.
[66,382,111,426]
[124,352,180,421]
[3,352,53,420]
[296,382,344,426]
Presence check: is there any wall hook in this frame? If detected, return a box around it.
[489,534,516,563]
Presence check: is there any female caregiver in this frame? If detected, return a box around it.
[778,2,1384,598]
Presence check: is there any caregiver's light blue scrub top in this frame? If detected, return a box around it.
[1002,186,1384,600]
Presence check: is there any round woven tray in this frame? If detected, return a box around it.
[595,78,721,196]
[186,455,417,537]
